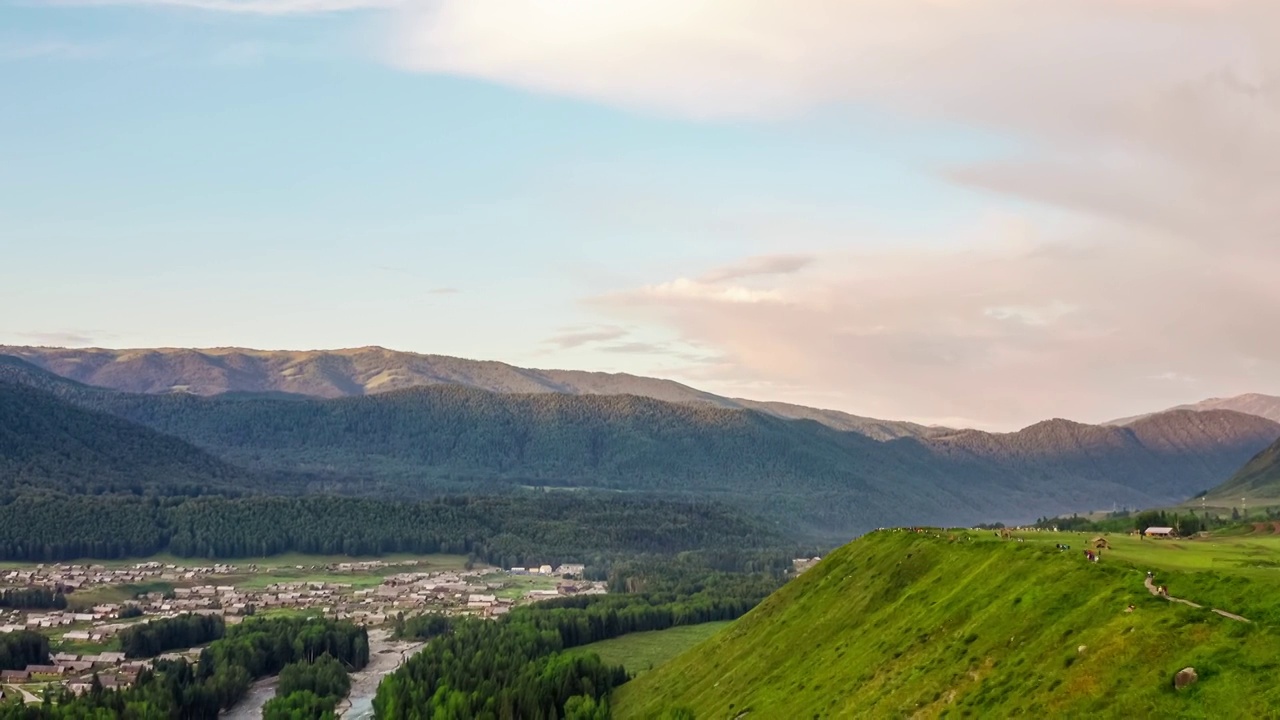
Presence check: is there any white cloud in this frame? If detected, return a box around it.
[388,1,1277,121]
[437,0,1279,426]
[700,254,813,283]
[622,278,784,305]
[2,331,104,347]
[983,303,1078,327]
[1150,372,1197,383]
[543,325,630,350]
[595,217,1280,427]
[26,0,1278,427]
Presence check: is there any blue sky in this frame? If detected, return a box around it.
[2,1,1276,428]
[0,4,993,356]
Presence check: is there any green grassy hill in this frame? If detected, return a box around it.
[613,531,1280,719]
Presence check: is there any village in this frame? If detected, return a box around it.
[0,556,605,704]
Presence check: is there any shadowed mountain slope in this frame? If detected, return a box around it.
[925,410,1280,505]
[0,380,247,495]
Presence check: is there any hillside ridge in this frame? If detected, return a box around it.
[614,531,1280,717]
[1207,437,1280,500]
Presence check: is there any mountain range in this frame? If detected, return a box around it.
[3,348,1278,538]
[0,346,936,440]
[9,345,1277,439]
[1108,393,1280,426]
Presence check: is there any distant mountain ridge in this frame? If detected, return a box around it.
[0,345,935,441]
[1108,393,1280,425]
[3,353,1277,538]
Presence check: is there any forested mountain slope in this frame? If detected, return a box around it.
[0,380,250,496]
[3,355,1278,535]
[0,345,934,440]
[924,410,1280,505]
[614,531,1280,718]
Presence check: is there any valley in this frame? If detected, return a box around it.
[0,554,601,712]
[4,347,1280,719]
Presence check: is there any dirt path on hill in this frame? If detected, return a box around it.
[1144,576,1250,622]
[12,686,40,704]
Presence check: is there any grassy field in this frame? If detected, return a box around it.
[54,636,122,655]
[481,573,561,600]
[573,622,731,676]
[63,581,175,610]
[225,571,388,591]
[229,552,475,571]
[1012,529,1280,624]
[1016,529,1280,575]
[615,529,1280,719]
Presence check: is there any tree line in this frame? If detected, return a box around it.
[0,587,67,610]
[0,630,49,672]
[379,564,783,719]
[0,492,782,564]
[376,617,626,720]
[1032,507,1273,535]
[262,654,351,720]
[119,613,225,659]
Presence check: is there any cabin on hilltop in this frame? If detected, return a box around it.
[1144,526,1175,538]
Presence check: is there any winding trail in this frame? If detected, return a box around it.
[1144,576,1250,623]
[12,686,41,704]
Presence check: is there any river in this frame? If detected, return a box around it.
[338,629,426,719]
[219,629,423,719]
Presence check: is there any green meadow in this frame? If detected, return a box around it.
[573,621,732,677]
[481,572,561,600]
[1015,528,1280,624]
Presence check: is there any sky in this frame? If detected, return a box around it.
[2,0,1278,429]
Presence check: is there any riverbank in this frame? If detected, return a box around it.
[337,628,426,719]
[221,676,279,719]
